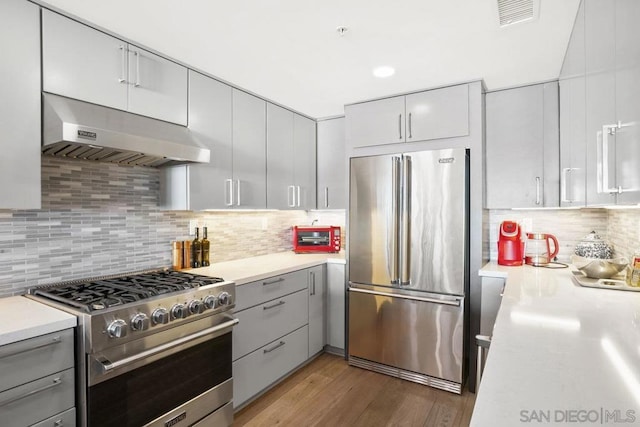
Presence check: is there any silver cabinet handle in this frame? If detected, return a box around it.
[408,112,413,139]
[263,277,284,286]
[133,50,141,87]
[350,286,462,307]
[390,156,401,284]
[225,179,234,206]
[0,335,61,359]
[324,187,329,208]
[236,180,241,206]
[263,340,285,354]
[54,421,64,427]
[296,186,301,207]
[398,114,403,139]
[99,317,239,372]
[0,377,62,408]
[560,168,571,203]
[599,122,625,194]
[310,271,316,295]
[118,45,127,83]
[400,155,411,286]
[263,300,285,310]
[535,177,541,205]
[287,185,295,208]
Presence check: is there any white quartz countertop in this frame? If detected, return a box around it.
[0,296,77,346]
[189,251,345,286]
[471,262,640,426]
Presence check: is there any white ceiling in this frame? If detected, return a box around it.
[39,0,581,119]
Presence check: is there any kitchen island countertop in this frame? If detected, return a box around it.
[0,296,77,346]
[471,262,640,426]
[189,251,345,286]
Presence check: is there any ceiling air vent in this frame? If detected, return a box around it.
[497,0,538,27]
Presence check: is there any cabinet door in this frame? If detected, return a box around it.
[326,263,345,351]
[293,114,317,210]
[42,10,127,112]
[187,71,233,210]
[308,265,326,356]
[0,0,41,209]
[480,277,505,337]
[127,46,188,125]
[345,95,405,147]
[614,0,640,204]
[585,0,617,206]
[486,84,545,208]
[317,118,347,209]
[232,90,266,209]
[266,104,294,209]
[405,84,469,142]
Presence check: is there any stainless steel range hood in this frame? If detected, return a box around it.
[42,93,210,167]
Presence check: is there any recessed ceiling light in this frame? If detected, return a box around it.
[373,66,395,78]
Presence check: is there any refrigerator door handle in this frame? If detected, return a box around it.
[391,156,402,284]
[349,287,462,307]
[400,155,412,286]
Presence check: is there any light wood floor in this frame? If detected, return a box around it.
[234,353,476,427]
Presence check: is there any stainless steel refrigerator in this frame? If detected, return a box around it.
[348,148,468,394]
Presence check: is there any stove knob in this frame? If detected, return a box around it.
[107,319,127,338]
[189,300,205,315]
[152,308,169,325]
[203,295,218,310]
[218,291,232,306]
[171,303,188,319]
[130,313,150,331]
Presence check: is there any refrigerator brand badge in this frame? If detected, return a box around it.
[77,130,97,140]
[438,157,455,164]
[165,412,187,427]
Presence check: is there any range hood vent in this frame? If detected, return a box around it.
[497,0,538,27]
[42,93,210,167]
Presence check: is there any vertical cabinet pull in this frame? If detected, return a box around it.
[310,271,316,295]
[408,112,413,139]
[118,45,127,83]
[287,185,296,208]
[133,50,141,87]
[599,122,626,195]
[398,114,403,140]
[535,177,541,205]
[296,186,301,207]
[236,180,241,206]
[324,187,329,208]
[225,179,234,206]
[560,168,572,203]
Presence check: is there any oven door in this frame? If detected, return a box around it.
[86,314,237,427]
[295,229,332,251]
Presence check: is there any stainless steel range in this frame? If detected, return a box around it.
[27,269,237,427]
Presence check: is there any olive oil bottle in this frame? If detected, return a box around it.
[191,227,202,268]
[201,227,211,267]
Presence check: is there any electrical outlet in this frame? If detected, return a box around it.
[189,220,197,235]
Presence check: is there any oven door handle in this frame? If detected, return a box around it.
[98,317,239,373]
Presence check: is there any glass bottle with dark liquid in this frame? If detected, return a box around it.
[202,227,211,266]
[191,227,202,268]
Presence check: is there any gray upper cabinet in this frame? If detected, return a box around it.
[559,0,586,207]
[0,0,41,209]
[233,90,267,209]
[317,117,346,209]
[266,104,316,210]
[582,0,640,205]
[345,84,469,148]
[42,10,187,125]
[486,82,559,209]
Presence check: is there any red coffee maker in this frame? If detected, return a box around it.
[498,221,523,266]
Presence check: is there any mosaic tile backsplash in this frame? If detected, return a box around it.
[0,157,345,297]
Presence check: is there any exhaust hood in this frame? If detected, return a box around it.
[42,93,210,167]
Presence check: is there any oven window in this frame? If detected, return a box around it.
[88,332,231,427]
[297,231,330,246]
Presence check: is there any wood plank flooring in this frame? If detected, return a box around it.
[233,353,476,427]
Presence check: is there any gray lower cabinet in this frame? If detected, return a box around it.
[345,83,469,148]
[0,329,75,427]
[480,277,505,337]
[326,263,345,352]
[308,265,326,356]
[485,82,559,208]
[266,104,316,210]
[232,266,328,409]
[0,0,41,209]
[317,117,347,209]
[42,10,187,125]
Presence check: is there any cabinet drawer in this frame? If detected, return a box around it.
[31,407,75,427]
[0,368,74,427]
[233,289,308,360]
[0,329,74,392]
[235,269,308,312]
[233,325,308,408]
